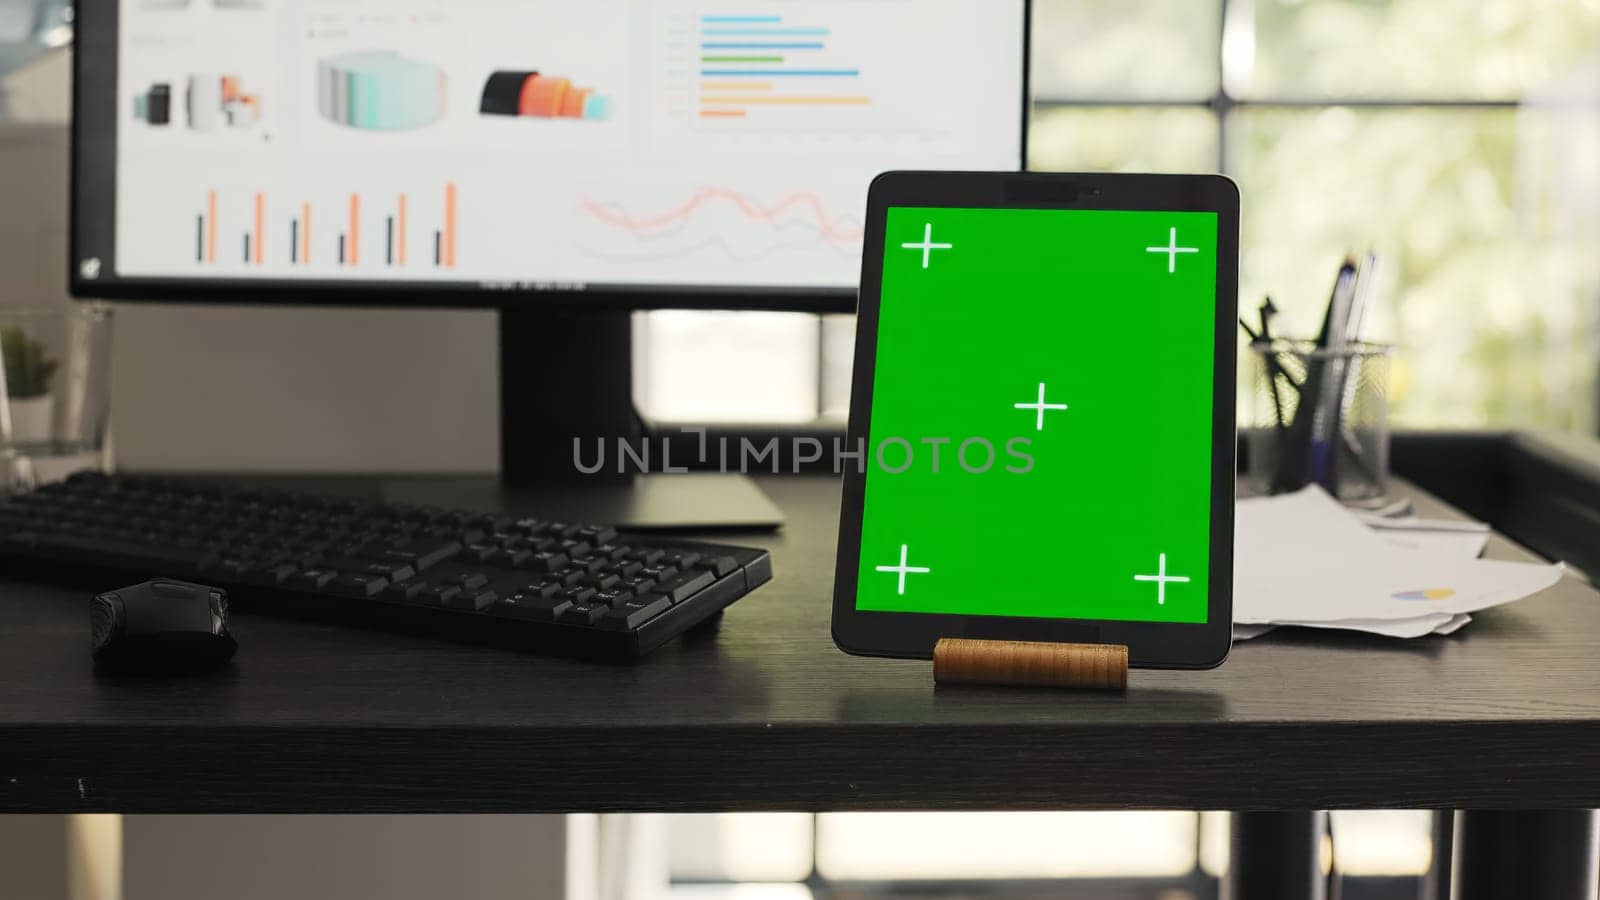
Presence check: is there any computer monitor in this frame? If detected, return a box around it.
[70,0,1030,517]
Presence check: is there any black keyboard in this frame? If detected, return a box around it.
[0,473,773,661]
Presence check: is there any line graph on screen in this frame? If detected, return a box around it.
[576,186,864,268]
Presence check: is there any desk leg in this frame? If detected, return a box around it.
[1420,809,1454,900]
[1223,811,1326,900]
[1451,810,1598,900]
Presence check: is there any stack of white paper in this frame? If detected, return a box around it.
[1233,487,1562,640]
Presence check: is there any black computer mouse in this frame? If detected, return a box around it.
[90,579,238,673]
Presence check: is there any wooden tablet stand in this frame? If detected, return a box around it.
[933,638,1128,691]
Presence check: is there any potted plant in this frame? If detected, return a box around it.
[2,326,59,443]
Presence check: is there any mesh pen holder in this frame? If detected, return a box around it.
[1245,340,1395,503]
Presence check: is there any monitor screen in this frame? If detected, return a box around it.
[73,0,1029,307]
[855,205,1220,625]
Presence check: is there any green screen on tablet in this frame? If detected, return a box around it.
[855,206,1219,624]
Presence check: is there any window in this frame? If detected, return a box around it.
[641,0,1600,432]
[666,809,1438,895]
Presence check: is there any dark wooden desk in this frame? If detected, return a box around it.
[2,473,1599,817]
[6,468,1600,897]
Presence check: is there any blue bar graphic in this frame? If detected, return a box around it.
[701,28,830,36]
[700,42,825,49]
[700,69,858,76]
[700,15,782,23]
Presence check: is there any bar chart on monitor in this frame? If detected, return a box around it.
[178,182,460,275]
[658,5,953,140]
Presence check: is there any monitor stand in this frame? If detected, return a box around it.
[495,307,784,531]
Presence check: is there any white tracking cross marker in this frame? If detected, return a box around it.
[1013,382,1069,431]
[1133,553,1191,605]
[1145,226,1199,274]
[875,543,931,596]
[901,222,953,269]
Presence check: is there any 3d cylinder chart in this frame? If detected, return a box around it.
[316,52,447,131]
[478,70,612,120]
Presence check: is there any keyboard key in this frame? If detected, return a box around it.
[584,573,621,591]
[600,596,671,630]
[558,601,608,626]
[696,555,740,577]
[380,579,426,603]
[469,514,514,532]
[639,565,679,583]
[655,569,715,603]
[459,543,497,563]
[491,592,569,621]
[615,577,657,595]
[416,584,461,607]
[327,573,388,598]
[208,557,254,579]
[454,573,490,591]
[355,538,461,571]
[664,552,702,570]
[449,589,497,611]
[577,526,619,545]
[363,562,415,582]
[288,568,336,590]
[487,548,531,568]
[561,586,598,604]
[592,590,634,607]
[516,552,568,574]
[259,563,300,585]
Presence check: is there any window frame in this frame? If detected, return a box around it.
[1032,0,1520,176]
[652,0,1546,441]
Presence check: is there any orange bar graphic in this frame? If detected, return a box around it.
[301,202,311,263]
[253,192,264,263]
[348,194,360,265]
[700,109,746,117]
[206,190,217,262]
[397,193,408,265]
[444,182,457,268]
[706,96,870,105]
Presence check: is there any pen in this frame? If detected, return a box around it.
[1309,260,1359,487]
[1327,252,1383,490]
[1254,296,1295,430]
[1272,261,1354,492]
[1258,297,1278,341]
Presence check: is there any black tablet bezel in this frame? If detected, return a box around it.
[831,170,1239,669]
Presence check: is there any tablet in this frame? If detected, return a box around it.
[832,171,1239,669]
